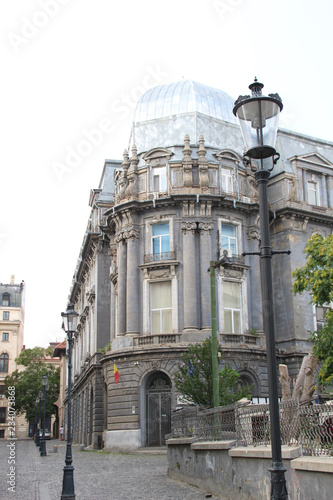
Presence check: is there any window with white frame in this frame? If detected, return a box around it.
[221,168,233,193]
[2,312,9,321]
[2,333,9,341]
[307,179,320,206]
[152,167,167,193]
[316,303,332,330]
[152,223,170,258]
[223,281,242,334]
[150,281,172,334]
[221,223,238,256]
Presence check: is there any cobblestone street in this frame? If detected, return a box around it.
[0,439,219,500]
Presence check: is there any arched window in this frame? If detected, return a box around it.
[0,353,9,373]
[2,293,10,307]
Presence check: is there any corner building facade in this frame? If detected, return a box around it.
[66,81,333,450]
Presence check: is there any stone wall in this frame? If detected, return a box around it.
[167,438,333,500]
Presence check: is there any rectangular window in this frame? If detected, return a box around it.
[221,223,237,256]
[2,294,10,307]
[307,180,320,205]
[2,312,9,321]
[0,408,6,424]
[223,282,241,334]
[0,385,5,395]
[221,168,233,193]
[153,167,167,193]
[152,223,170,257]
[0,429,5,438]
[150,282,172,334]
[2,333,9,341]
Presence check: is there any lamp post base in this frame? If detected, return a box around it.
[61,465,75,500]
[40,438,47,457]
[269,463,288,499]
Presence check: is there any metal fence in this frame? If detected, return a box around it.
[171,400,333,457]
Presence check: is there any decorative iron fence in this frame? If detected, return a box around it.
[171,400,333,457]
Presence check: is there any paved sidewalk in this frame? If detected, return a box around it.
[0,439,219,500]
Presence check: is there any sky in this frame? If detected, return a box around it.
[1,0,332,348]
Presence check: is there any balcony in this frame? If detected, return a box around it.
[134,333,182,347]
[144,251,176,264]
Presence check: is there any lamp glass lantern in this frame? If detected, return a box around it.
[233,79,283,160]
[61,304,79,333]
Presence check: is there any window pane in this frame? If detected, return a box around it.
[160,174,167,192]
[233,311,241,334]
[161,235,170,253]
[152,224,169,237]
[223,282,240,308]
[151,282,171,308]
[162,310,172,333]
[224,310,232,333]
[152,311,160,334]
[222,224,236,237]
[153,175,159,191]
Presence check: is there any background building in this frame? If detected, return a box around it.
[0,276,27,438]
[63,81,333,450]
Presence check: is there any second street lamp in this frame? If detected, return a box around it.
[233,78,289,500]
[40,375,49,457]
[61,303,79,500]
[36,390,43,447]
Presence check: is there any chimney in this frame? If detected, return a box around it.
[10,275,15,285]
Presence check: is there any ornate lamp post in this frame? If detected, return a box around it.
[233,79,289,499]
[61,303,79,500]
[40,375,49,457]
[36,390,43,447]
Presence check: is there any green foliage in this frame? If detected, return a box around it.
[97,342,112,355]
[173,337,252,407]
[292,234,333,386]
[4,347,60,422]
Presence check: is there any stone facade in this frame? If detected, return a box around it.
[64,81,333,450]
[0,277,27,439]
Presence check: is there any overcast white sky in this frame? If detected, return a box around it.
[1,0,332,348]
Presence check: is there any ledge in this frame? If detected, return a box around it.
[291,456,333,473]
[229,445,302,460]
[191,440,236,450]
[166,437,197,445]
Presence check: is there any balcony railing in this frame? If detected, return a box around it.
[144,251,176,263]
[134,333,181,347]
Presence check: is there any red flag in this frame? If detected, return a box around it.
[114,363,120,384]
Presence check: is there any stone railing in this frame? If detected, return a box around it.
[134,333,182,347]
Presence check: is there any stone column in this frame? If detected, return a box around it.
[198,222,213,329]
[117,236,127,336]
[125,229,140,335]
[182,222,198,330]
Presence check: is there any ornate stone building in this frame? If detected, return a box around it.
[64,80,333,450]
[0,277,27,438]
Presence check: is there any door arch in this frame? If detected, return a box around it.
[145,371,172,446]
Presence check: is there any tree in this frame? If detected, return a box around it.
[292,233,333,386]
[4,347,60,422]
[173,337,251,407]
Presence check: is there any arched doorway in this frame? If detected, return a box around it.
[145,372,172,446]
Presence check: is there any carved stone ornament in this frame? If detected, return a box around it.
[149,269,170,279]
[122,228,139,241]
[280,215,309,231]
[247,229,261,240]
[181,221,197,234]
[198,222,214,234]
[221,269,243,279]
[150,360,161,371]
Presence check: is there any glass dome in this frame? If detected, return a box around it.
[134,80,237,124]
[131,80,239,154]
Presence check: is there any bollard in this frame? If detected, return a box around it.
[53,445,58,453]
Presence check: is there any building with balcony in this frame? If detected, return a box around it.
[64,80,333,450]
[0,276,27,439]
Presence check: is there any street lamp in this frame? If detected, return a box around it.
[233,79,289,499]
[40,375,49,457]
[35,396,39,444]
[61,303,79,500]
[36,390,43,447]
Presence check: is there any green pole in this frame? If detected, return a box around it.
[210,261,220,407]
